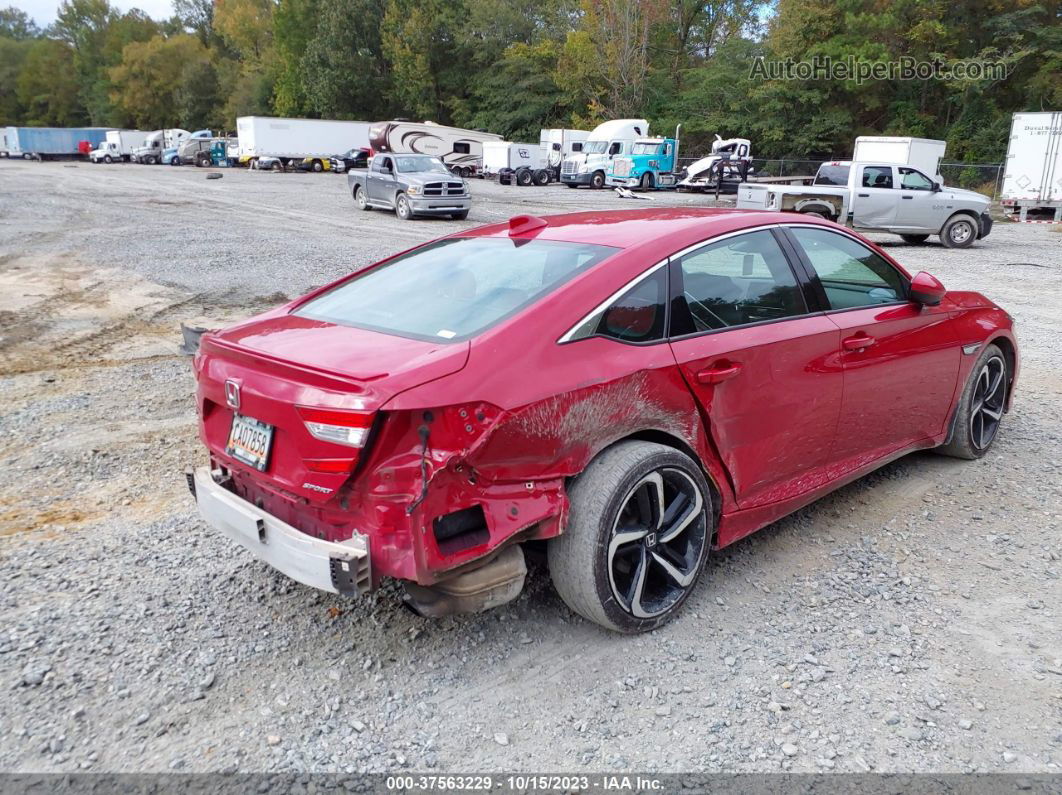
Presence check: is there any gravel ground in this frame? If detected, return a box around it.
[0,158,1060,775]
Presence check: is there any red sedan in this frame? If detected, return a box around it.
[189,209,1018,632]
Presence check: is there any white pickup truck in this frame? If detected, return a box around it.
[737,161,993,248]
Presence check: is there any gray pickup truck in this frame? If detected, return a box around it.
[737,161,993,248]
[348,153,471,220]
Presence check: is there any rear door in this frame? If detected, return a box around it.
[667,228,843,509]
[782,225,960,466]
[851,165,899,228]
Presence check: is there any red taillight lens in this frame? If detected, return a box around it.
[296,406,373,448]
[305,458,356,474]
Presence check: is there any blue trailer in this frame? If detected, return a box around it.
[3,126,113,159]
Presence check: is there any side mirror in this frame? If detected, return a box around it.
[931,181,941,192]
[909,271,946,306]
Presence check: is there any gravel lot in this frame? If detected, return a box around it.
[0,159,1060,775]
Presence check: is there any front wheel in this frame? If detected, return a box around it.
[901,234,930,244]
[103,155,112,164]
[450,210,469,220]
[936,344,1009,460]
[589,171,606,189]
[395,193,413,220]
[548,441,712,633]
[565,183,579,189]
[312,159,323,172]
[638,172,654,190]
[941,215,977,249]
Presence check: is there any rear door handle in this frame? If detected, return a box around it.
[902,195,913,200]
[842,333,876,352]
[696,362,743,384]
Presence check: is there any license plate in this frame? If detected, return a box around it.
[226,413,274,471]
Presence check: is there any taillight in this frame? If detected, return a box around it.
[296,406,373,448]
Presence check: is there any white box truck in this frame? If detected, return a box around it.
[852,136,947,179]
[540,128,589,181]
[90,130,151,163]
[236,116,371,171]
[482,141,548,185]
[1001,111,1062,222]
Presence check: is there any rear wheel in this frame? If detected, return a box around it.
[354,186,370,211]
[590,171,606,189]
[548,441,712,633]
[941,214,977,248]
[516,169,533,186]
[799,209,829,220]
[533,169,550,186]
[459,167,471,178]
[312,159,323,172]
[936,343,1008,460]
[901,234,930,244]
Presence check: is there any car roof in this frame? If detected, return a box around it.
[461,208,821,249]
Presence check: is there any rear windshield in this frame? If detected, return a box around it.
[814,164,851,186]
[295,237,617,342]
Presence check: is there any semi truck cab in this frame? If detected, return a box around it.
[560,119,648,189]
[607,136,679,190]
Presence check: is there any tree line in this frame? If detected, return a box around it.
[0,0,1058,161]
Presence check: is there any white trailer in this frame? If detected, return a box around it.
[236,116,371,171]
[368,120,502,176]
[89,130,151,163]
[852,136,946,180]
[1001,111,1062,222]
[482,141,548,184]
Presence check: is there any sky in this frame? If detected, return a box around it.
[16,0,174,27]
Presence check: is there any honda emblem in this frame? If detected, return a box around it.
[224,379,241,410]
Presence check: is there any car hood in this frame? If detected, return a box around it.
[941,186,990,206]
[402,172,458,184]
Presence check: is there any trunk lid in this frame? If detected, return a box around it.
[196,311,469,503]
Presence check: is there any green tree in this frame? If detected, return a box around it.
[17,38,84,125]
[51,0,115,123]
[109,33,211,127]
[0,6,39,39]
[272,0,319,115]
[0,36,32,123]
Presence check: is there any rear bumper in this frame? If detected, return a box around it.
[189,467,371,596]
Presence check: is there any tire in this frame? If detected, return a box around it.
[459,167,471,178]
[271,160,283,172]
[941,214,977,249]
[516,169,533,186]
[312,159,323,172]
[170,157,180,166]
[901,234,930,244]
[533,169,550,186]
[450,210,469,220]
[936,343,1008,460]
[590,171,606,189]
[565,183,579,189]
[196,154,210,168]
[146,155,157,165]
[354,186,370,211]
[103,155,112,164]
[638,172,654,190]
[548,441,712,633]
[395,193,413,220]
[799,209,829,220]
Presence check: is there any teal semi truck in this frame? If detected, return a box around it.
[606,125,683,190]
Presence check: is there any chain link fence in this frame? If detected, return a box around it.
[677,156,1006,198]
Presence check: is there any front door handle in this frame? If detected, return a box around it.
[857,192,870,198]
[901,195,913,200]
[842,333,876,352]
[696,361,743,384]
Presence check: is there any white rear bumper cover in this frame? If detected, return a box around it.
[191,467,370,596]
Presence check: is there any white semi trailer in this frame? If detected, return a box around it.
[236,116,371,171]
[1000,111,1062,222]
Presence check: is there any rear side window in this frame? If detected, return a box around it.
[814,165,850,186]
[671,230,806,334]
[297,238,615,342]
[862,166,893,189]
[788,227,906,309]
[566,267,668,344]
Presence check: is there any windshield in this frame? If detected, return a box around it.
[814,164,851,186]
[632,142,662,155]
[581,141,608,154]
[296,237,617,342]
[396,156,449,174]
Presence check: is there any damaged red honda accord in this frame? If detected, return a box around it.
[189,208,1018,632]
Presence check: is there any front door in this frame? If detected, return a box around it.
[369,157,395,204]
[851,165,898,229]
[783,225,960,467]
[893,167,939,231]
[667,228,843,509]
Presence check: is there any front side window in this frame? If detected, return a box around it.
[632,142,662,155]
[862,166,894,189]
[582,140,607,154]
[899,167,933,190]
[788,227,906,310]
[608,142,622,155]
[396,156,448,173]
[373,157,392,173]
[671,230,806,334]
[297,238,616,342]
